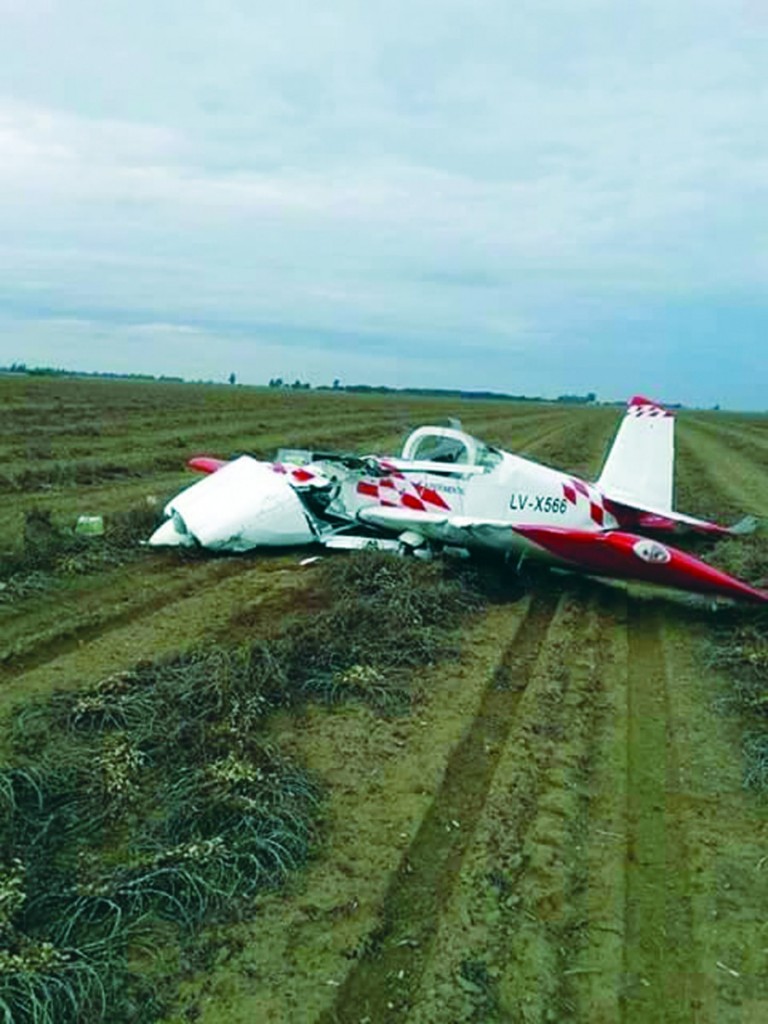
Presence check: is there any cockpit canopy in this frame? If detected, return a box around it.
[401,427,502,470]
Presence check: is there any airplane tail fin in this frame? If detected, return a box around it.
[597,395,675,511]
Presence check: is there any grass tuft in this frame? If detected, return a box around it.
[708,528,768,590]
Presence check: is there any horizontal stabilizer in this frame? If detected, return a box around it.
[606,495,733,537]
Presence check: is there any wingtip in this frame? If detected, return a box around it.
[187,456,227,474]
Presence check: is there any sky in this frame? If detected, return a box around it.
[0,1,766,408]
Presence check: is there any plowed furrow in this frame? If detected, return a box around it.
[0,559,309,712]
[659,614,768,1024]
[519,413,617,480]
[390,583,622,1024]
[319,589,562,1023]
[0,558,248,677]
[683,417,768,463]
[676,424,768,519]
[568,588,630,1024]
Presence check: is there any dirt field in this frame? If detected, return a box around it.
[1,377,766,1024]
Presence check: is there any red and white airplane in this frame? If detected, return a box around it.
[148,396,766,603]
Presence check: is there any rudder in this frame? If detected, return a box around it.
[597,395,675,510]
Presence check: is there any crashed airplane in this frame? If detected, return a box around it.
[149,396,766,603]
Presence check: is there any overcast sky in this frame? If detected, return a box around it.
[0,1,766,407]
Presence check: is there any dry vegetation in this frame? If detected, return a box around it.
[1,552,484,1022]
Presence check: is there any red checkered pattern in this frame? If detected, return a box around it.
[271,460,451,513]
[272,463,319,484]
[377,459,406,478]
[627,396,673,419]
[355,476,452,513]
[628,404,673,419]
[563,477,609,526]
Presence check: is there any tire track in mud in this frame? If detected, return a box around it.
[622,600,697,1024]
[404,584,619,1024]
[653,421,768,1021]
[340,581,629,1024]
[492,586,622,1024]
[566,587,630,1024]
[620,591,768,1023]
[318,589,562,1023]
[660,615,768,1024]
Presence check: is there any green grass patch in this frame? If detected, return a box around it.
[0,505,163,602]
[708,613,768,790]
[700,529,768,791]
[707,527,768,590]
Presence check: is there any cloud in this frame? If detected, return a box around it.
[0,1,766,407]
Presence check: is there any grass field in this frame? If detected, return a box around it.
[1,376,767,1024]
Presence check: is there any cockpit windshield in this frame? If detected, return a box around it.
[401,427,503,471]
[408,434,469,464]
[475,442,503,470]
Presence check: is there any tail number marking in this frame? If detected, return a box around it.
[509,494,568,514]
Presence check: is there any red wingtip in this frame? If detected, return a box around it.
[629,394,661,408]
[187,456,227,474]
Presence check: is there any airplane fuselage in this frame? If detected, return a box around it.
[148,416,767,604]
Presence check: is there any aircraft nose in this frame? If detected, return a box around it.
[148,514,194,547]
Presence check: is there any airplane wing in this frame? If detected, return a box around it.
[356,507,768,603]
[512,525,768,603]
